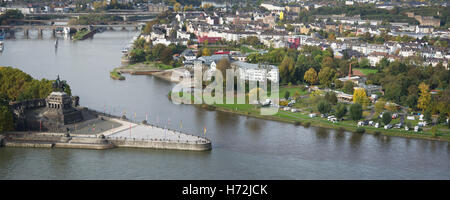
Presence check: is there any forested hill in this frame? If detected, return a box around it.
[0,66,72,132]
[0,66,71,102]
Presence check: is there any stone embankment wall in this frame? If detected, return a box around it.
[110,139,211,151]
[1,133,211,151]
[0,135,4,147]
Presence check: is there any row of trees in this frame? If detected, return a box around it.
[0,67,71,132]
[0,9,24,25]
[367,60,449,115]
[68,14,122,25]
[129,38,186,66]
[0,67,71,101]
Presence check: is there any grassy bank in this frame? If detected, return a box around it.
[72,29,92,41]
[110,68,125,80]
[209,103,450,141]
[168,85,450,142]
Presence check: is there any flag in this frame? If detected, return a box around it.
[146,113,148,121]
[180,120,183,129]
[134,112,136,118]
[203,126,207,135]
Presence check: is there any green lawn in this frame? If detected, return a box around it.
[279,85,309,99]
[240,46,258,54]
[354,68,378,75]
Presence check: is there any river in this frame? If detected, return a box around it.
[0,31,449,180]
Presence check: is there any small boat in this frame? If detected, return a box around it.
[122,47,129,54]
[55,27,64,34]
[63,27,71,35]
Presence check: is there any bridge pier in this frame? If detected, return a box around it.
[52,29,56,38]
[8,29,15,39]
[24,28,29,38]
[37,28,43,39]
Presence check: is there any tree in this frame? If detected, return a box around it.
[417,82,431,112]
[343,81,355,94]
[353,88,369,107]
[317,101,331,114]
[133,38,146,50]
[335,103,347,120]
[284,91,290,100]
[359,58,370,68]
[174,3,181,12]
[374,99,386,114]
[325,92,338,105]
[382,112,392,125]
[349,103,363,121]
[0,105,14,132]
[216,58,230,81]
[161,47,173,65]
[279,56,295,84]
[424,110,432,123]
[202,48,211,56]
[304,68,318,85]
[321,56,334,68]
[0,9,24,25]
[318,67,336,88]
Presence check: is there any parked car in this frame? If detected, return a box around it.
[414,126,420,132]
[375,123,380,128]
[384,124,393,129]
[309,113,317,118]
[358,121,368,126]
[418,121,427,127]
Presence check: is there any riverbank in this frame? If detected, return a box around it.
[202,103,450,142]
[72,30,95,40]
[165,83,449,142]
[110,61,176,80]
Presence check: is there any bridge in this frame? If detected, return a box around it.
[0,23,144,38]
[25,12,160,21]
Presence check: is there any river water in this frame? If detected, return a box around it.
[0,31,449,180]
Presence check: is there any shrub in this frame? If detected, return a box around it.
[303,122,311,128]
[355,127,365,133]
[349,103,363,121]
[382,112,392,125]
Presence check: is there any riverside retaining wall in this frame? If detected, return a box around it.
[110,139,212,151]
[1,134,211,151]
[0,135,4,147]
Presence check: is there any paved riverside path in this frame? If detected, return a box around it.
[101,118,209,144]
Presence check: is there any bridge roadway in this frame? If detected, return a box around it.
[0,24,144,31]
[0,24,143,38]
[25,12,161,17]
